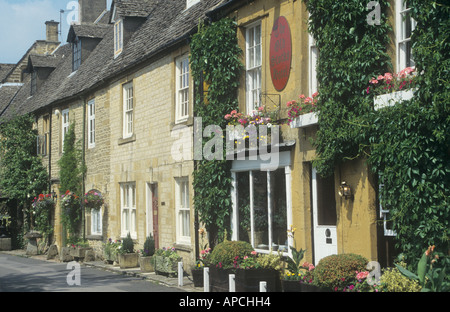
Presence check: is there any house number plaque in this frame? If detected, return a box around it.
[269,16,292,91]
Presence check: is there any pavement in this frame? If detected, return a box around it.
[0,249,203,292]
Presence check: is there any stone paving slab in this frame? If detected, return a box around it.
[0,249,202,292]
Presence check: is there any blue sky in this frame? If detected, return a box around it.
[0,0,112,64]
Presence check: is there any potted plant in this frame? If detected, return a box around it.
[139,234,155,273]
[68,239,92,261]
[103,238,121,264]
[118,232,138,269]
[287,92,319,128]
[154,246,182,277]
[191,228,211,287]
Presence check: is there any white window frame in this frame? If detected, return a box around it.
[230,151,293,256]
[309,32,319,96]
[73,38,81,71]
[114,19,123,58]
[396,0,416,70]
[87,99,95,148]
[123,82,134,138]
[121,183,136,238]
[61,109,70,152]
[245,21,262,113]
[175,177,190,245]
[91,207,102,235]
[175,55,190,123]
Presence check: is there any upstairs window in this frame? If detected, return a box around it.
[246,22,262,113]
[73,38,81,71]
[175,55,190,123]
[396,0,416,70]
[114,19,123,58]
[309,31,319,96]
[61,109,70,153]
[123,82,134,138]
[88,99,95,148]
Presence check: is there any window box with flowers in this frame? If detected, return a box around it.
[224,105,281,150]
[154,247,182,277]
[368,67,417,110]
[288,92,319,129]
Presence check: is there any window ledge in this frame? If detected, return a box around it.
[118,134,136,145]
[174,242,192,252]
[171,116,193,129]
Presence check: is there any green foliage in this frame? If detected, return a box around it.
[285,247,307,276]
[31,194,54,242]
[120,232,134,254]
[209,240,254,269]
[256,253,283,271]
[304,0,392,177]
[394,246,449,292]
[141,234,155,257]
[0,113,49,208]
[190,18,243,246]
[58,122,84,196]
[365,0,449,263]
[379,266,422,292]
[313,253,368,291]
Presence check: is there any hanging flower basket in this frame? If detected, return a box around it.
[83,191,104,210]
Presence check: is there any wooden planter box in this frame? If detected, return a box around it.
[209,267,234,292]
[154,255,181,277]
[139,256,155,273]
[235,269,281,292]
[281,280,326,292]
[118,253,139,269]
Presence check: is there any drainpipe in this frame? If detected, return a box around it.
[81,97,86,241]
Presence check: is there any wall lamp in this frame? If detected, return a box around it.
[339,181,353,199]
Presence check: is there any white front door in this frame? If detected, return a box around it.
[312,168,338,265]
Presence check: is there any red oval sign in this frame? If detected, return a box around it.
[270,16,292,92]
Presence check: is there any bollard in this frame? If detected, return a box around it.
[260,281,267,292]
[203,267,209,292]
[178,262,183,287]
[229,274,235,292]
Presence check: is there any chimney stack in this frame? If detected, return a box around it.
[78,0,107,23]
[45,20,60,42]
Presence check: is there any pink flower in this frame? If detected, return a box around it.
[356,271,369,280]
[299,94,306,99]
[312,91,319,98]
[251,251,257,255]
[225,114,232,120]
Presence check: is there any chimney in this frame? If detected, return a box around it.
[78,0,107,23]
[45,20,59,42]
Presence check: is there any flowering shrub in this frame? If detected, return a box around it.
[233,251,259,269]
[284,261,315,282]
[313,253,368,291]
[209,240,254,269]
[343,270,383,292]
[366,67,416,95]
[287,92,319,124]
[84,190,104,210]
[31,194,54,239]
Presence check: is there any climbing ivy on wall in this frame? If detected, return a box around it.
[305,0,449,265]
[365,0,449,265]
[190,18,243,247]
[304,0,392,177]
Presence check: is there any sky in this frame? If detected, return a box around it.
[0,0,112,64]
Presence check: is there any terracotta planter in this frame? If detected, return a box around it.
[235,268,281,292]
[139,256,154,273]
[118,253,139,269]
[191,268,204,287]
